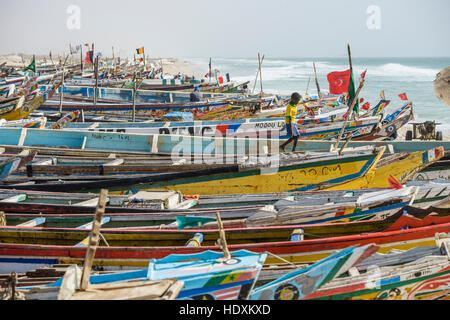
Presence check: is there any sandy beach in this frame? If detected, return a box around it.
[1,54,206,79]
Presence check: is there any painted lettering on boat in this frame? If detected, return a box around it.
[254,121,284,129]
[90,133,130,141]
[298,165,342,177]
[158,126,214,136]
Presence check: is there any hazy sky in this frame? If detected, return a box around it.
[1,0,449,59]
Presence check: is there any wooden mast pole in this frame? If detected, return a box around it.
[80,44,83,74]
[313,62,321,99]
[259,53,264,94]
[93,56,99,106]
[79,189,108,291]
[58,55,70,116]
[333,43,365,152]
[305,75,311,95]
[215,212,231,261]
[252,53,265,94]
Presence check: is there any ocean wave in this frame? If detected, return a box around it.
[354,63,440,80]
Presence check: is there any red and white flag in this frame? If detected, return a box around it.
[360,69,367,80]
[327,69,351,94]
[398,93,408,101]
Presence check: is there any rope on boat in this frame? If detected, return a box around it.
[265,252,297,266]
[99,232,110,247]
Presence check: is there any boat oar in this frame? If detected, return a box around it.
[216,212,231,261]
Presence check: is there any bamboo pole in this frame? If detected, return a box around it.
[215,212,231,261]
[313,62,321,99]
[79,189,108,290]
[334,77,366,152]
[59,67,64,116]
[93,57,99,106]
[112,46,115,74]
[80,45,83,74]
[259,53,264,94]
[132,72,136,122]
[252,53,265,94]
[58,55,70,116]
[305,75,311,95]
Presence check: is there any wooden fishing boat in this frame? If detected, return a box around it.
[0,188,264,219]
[0,222,449,273]
[0,148,385,194]
[4,273,183,300]
[11,249,267,300]
[47,84,231,103]
[1,82,60,121]
[411,151,450,181]
[3,183,449,229]
[52,114,383,141]
[352,102,413,141]
[257,239,447,284]
[325,147,444,190]
[249,244,378,300]
[306,236,450,300]
[0,151,36,180]
[0,96,25,119]
[6,245,378,301]
[1,202,450,247]
[0,117,47,129]
[1,127,450,156]
[8,145,393,179]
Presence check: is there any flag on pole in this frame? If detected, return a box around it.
[24,55,36,73]
[360,69,367,80]
[398,93,408,101]
[348,67,359,114]
[85,51,93,64]
[209,58,211,78]
[136,47,144,54]
[327,69,351,94]
[361,102,370,111]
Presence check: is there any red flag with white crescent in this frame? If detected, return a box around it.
[327,69,351,94]
[398,93,408,101]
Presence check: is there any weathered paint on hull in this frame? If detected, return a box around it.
[0,223,448,273]
[325,147,444,190]
[112,152,383,195]
[307,265,450,300]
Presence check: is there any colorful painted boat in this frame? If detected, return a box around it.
[249,244,378,300]
[1,127,449,156]
[3,183,449,230]
[0,221,449,273]
[0,117,47,129]
[306,237,450,300]
[6,274,183,300]
[14,249,267,300]
[0,82,60,121]
[0,149,385,194]
[325,147,443,190]
[1,202,450,247]
[53,115,382,141]
[0,152,36,180]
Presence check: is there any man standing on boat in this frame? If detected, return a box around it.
[190,86,203,102]
[280,92,302,152]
